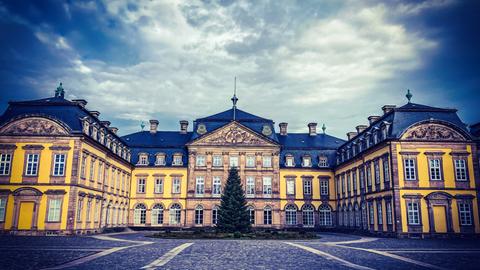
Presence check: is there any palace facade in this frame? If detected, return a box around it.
[0,84,479,237]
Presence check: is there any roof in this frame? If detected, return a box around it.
[396,102,457,112]
[196,108,272,122]
[122,131,193,147]
[277,133,345,150]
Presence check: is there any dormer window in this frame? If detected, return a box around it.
[99,129,105,144]
[285,155,295,167]
[352,143,357,156]
[196,155,206,167]
[82,119,90,135]
[92,125,98,140]
[138,153,149,166]
[155,153,166,166]
[106,136,111,148]
[173,153,183,166]
[111,142,116,154]
[318,157,328,168]
[302,156,312,167]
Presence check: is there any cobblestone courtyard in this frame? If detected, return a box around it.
[1,232,480,270]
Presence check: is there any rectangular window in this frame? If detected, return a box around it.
[196,176,205,195]
[229,156,239,168]
[346,174,351,194]
[429,159,442,181]
[80,155,87,178]
[359,168,365,189]
[404,159,416,181]
[25,154,39,176]
[383,157,390,182]
[386,202,393,225]
[154,178,164,194]
[366,165,372,187]
[172,177,181,193]
[263,177,272,195]
[196,155,206,167]
[285,156,294,167]
[139,155,148,165]
[374,161,380,185]
[47,198,62,222]
[262,156,272,168]
[407,202,420,225]
[212,155,223,167]
[369,202,374,225]
[212,176,222,196]
[246,155,255,168]
[77,199,83,222]
[155,154,165,166]
[249,208,255,224]
[320,180,329,196]
[377,202,383,225]
[173,155,183,166]
[459,203,472,225]
[94,201,100,222]
[319,157,328,167]
[264,208,272,225]
[0,153,12,175]
[195,208,203,225]
[302,156,312,167]
[89,158,95,181]
[86,200,91,222]
[137,178,146,193]
[52,154,66,176]
[454,159,468,181]
[303,178,312,195]
[352,171,357,191]
[98,162,103,183]
[212,208,218,225]
[0,197,6,222]
[246,176,255,197]
[286,178,295,195]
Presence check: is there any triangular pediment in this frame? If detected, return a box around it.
[188,121,278,146]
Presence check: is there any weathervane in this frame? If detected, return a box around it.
[140,121,145,131]
[231,76,238,120]
[406,89,413,103]
[322,123,326,134]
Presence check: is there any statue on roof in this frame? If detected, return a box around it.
[54,82,65,98]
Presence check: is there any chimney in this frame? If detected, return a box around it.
[347,132,357,140]
[72,99,87,108]
[179,120,188,134]
[368,116,380,125]
[308,123,317,136]
[109,127,118,134]
[100,121,111,127]
[382,105,396,114]
[356,125,368,133]
[279,122,288,136]
[89,111,100,118]
[149,120,159,134]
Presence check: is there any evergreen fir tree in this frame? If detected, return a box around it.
[217,166,251,233]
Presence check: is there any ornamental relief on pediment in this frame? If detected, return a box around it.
[192,124,273,146]
[402,123,465,141]
[0,117,69,136]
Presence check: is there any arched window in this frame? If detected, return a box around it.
[169,203,181,225]
[302,204,314,227]
[151,204,164,225]
[319,205,332,226]
[248,206,255,225]
[285,204,297,225]
[195,205,204,225]
[212,206,219,225]
[263,206,272,225]
[134,204,147,225]
[361,203,367,230]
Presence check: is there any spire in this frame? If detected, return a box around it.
[55,82,65,98]
[322,123,326,134]
[405,89,412,103]
[231,76,238,120]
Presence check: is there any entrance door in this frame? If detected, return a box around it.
[433,205,447,233]
[18,202,34,230]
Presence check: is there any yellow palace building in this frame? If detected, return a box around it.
[0,84,478,237]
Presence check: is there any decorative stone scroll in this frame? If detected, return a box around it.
[200,124,270,146]
[402,123,465,141]
[0,117,69,136]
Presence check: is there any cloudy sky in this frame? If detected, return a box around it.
[0,0,479,139]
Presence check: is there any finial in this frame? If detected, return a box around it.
[140,121,145,131]
[322,123,326,134]
[405,89,412,103]
[231,76,238,120]
[55,82,65,98]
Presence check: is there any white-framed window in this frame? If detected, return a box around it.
[262,156,272,168]
[196,176,205,195]
[352,171,357,191]
[229,156,239,168]
[383,157,390,182]
[246,155,255,168]
[173,154,183,166]
[77,199,83,222]
[94,201,100,223]
[459,203,472,225]
[25,153,39,176]
[248,206,255,224]
[386,201,393,225]
[319,205,332,226]
[246,176,255,197]
[302,156,312,167]
[318,157,328,167]
[138,154,148,165]
[286,177,295,195]
[263,177,272,195]
[80,155,87,178]
[212,176,221,196]
[429,159,442,181]
[52,154,66,176]
[85,200,92,222]
[369,202,374,225]
[404,158,416,181]
[285,205,297,225]
[195,205,204,225]
[137,178,146,193]
[0,153,12,175]
[302,204,314,227]
[359,168,365,189]
[47,198,62,222]
[285,155,294,167]
[407,202,420,225]
[152,204,164,225]
[454,159,468,181]
[155,154,166,166]
[172,177,181,193]
[134,204,147,225]
[89,158,95,181]
[97,162,103,183]
[213,155,223,167]
[154,178,164,194]
[366,165,372,186]
[374,161,380,184]
[212,206,219,225]
[169,203,181,225]
[196,155,206,167]
[377,202,383,225]
[320,180,329,196]
[263,206,272,225]
[303,178,312,195]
